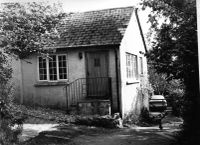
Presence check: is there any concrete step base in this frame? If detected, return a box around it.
[77,99,111,115]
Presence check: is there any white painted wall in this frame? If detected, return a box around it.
[119,9,148,118]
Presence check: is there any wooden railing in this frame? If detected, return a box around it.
[66,77,112,109]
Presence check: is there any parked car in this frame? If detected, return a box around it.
[149,95,168,120]
[149,95,167,112]
[149,95,168,129]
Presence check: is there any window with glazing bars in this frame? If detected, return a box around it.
[38,55,67,81]
[126,53,138,79]
[58,55,67,79]
[39,57,47,80]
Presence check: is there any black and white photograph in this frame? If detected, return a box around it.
[0,0,199,144]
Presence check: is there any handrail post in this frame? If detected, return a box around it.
[109,77,113,114]
[65,85,69,112]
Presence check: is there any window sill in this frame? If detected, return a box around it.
[34,81,69,87]
[126,80,139,85]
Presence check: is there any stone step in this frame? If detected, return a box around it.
[77,99,111,115]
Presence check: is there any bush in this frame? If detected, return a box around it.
[167,93,184,117]
[138,108,152,126]
[0,66,26,144]
[0,100,26,145]
[166,82,184,117]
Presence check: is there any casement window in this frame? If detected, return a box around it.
[139,57,143,75]
[126,53,138,80]
[49,55,57,80]
[38,55,67,81]
[38,57,47,80]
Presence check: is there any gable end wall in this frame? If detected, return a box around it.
[119,10,148,119]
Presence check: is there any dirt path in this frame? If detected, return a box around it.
[21,114,182,145]
[69,125,178,145]
[22,123,180,145]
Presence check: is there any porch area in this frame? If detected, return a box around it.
[66,77,112,115]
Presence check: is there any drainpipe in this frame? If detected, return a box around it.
[115,48,122,117]
[196,0,200,117]
[135,8,148,53]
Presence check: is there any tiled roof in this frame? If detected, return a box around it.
[55,6,134,48]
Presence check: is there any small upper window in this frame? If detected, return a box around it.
[139,57,143,75]
[94,58,100,67]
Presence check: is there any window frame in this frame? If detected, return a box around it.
[126,52,138,82]
[37,54,68,82]
[38,56,48,81]
[49,55,58,81]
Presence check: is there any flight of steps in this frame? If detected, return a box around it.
[69,99,111,115]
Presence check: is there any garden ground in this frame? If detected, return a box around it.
[18,108,182,145]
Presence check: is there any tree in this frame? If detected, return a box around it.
[0,2,64,144]
[140,0,199,144]
[148,67,169,95]
[0,2,65,59]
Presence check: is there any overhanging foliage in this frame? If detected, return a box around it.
[140,0,199,144]
[0,2,65,59]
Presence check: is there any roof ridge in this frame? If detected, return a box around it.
[71,6,135,14]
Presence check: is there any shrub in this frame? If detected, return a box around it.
[138,108,152,126]
[0,57,25,144]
